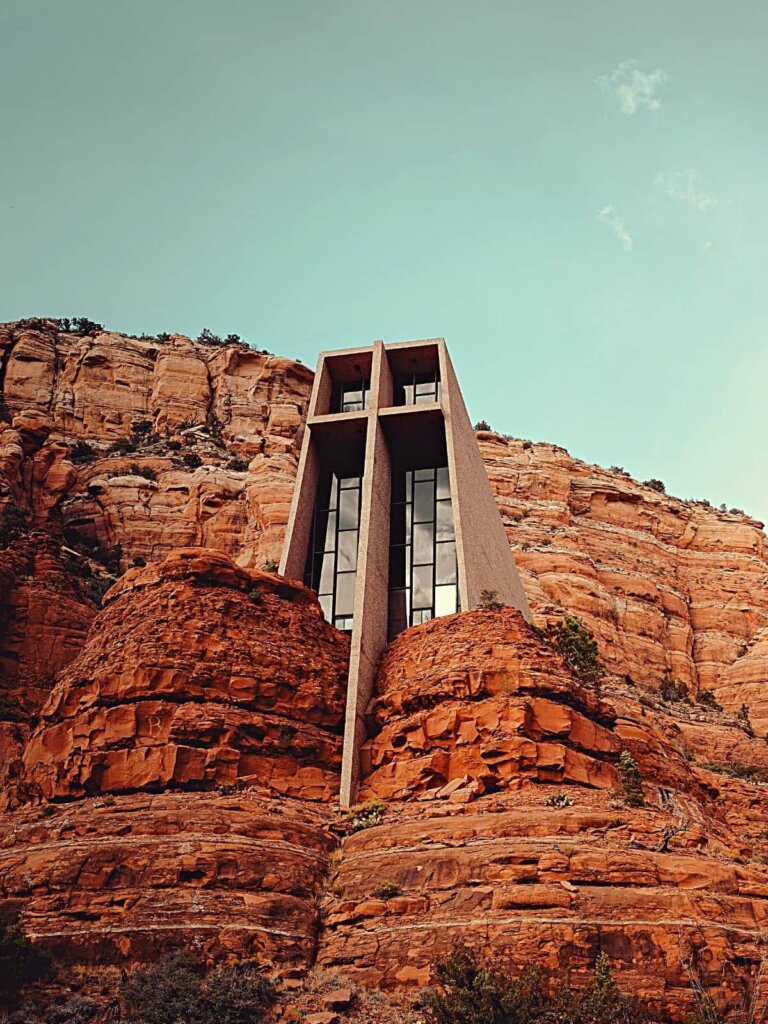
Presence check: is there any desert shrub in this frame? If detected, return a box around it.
[348,798,386,832]
[182,453,203,469]
[0,921,52,1006]
[167,439,182,451]
[550,616,604,689]
[642,478,666,494]
[473,420,492,431]
[423,943,643,1024]
[121,953,276,1024]
[0,694,23,722]
[83,574,115,606]
[696,690,722,711]
[262,559,279,573]
[544,792,573,808]
[0,504,30,548]
[69,440,95,464]
[197,328,223,346]
[58,317,104,335]
[248,586,264,605]
[478,589,504,611]
[132,419,153,437]
[108,437,136,456]
[227,456,249,472]
[659,679,688,703]
[701,763,768,784]
[373,879,402,899]
[205,962,276,1024]
[129,463,157,482]
[617,750,644,807]
[610,466,629,476]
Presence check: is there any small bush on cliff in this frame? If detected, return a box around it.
[373,879,403,899]
[109,437,136,456]
[550,616,604,690]
[0,504,30,548]
[348,798,386,832]
[68,440,96,464]
[0,694,23,722]
[0,920,52,1006]
[474,419,492,431]
[696,690,722,711]
[58,317,104,335]
[183,452,203,469]
[423,943,644,1024]
[617,751,644,807]
[659,678,689,703]
[642,478,666,494]
[122,953,276,1024]
[227,455,250,472]
[544,792,573,808]
[129,463,158,482]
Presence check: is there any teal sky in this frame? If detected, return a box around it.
[2,2,766,522]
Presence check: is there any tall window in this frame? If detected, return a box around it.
[331,379,370,413]
[393,369,441,406]
[388,466,458,639]
[305,471,362,633]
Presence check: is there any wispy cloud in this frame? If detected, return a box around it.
[597,205,633,250]
[655,169,717,211]
[596,60,669,115]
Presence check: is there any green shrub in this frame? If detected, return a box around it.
[0,504,30,548]
[129,463,158,482]
[696,690,722,711]
[227,456,250,472]
[478,589,504,611]
[348,798,386,832]
[69,440,96,464]
[617,750,644,807]
[108,437,136,456]
[544,792,573,808]
[550,616,604,689]
[474,420,492,431]
[197,328,223,346]
[183,453,203,469]
[642,478,666,494]
[373,879,402,899]
[167,439,182,451]
[121,953,276,1024]
[262,559,279,573]
[0,920,52,1006]
[423,943,644,1024]
[58,317,104,335]
[659,679,688,703]
[132,419,153,437]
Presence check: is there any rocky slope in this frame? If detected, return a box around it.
[3,320,768,1018]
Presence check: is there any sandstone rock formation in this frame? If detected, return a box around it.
[4,320,768,1020]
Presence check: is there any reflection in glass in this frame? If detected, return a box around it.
[388,464,459,639]
[305,470,362,634]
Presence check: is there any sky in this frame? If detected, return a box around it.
[1,1,766,522]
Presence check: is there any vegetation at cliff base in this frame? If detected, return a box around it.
[423,943,644,1024]
[617,750,644,807]
[0,919,52,1006]
[122,952,277,1024]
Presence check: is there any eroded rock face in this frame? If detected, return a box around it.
[0,791,338,971]
[320,612,768,1021]
[15,549,350,807]
[481,435,768,715]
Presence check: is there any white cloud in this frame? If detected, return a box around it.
[597,205,633,250]
[703,240,713,252]
[596,60,669,115]
[655,169,717,211]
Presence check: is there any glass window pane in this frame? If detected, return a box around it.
[436,467,450,499]
[436,499,454,541]
[339,476,360,490]
[436,541,457,585]
[323,511,337,550]
[414,468,435,481]
[319,593,333,621]
[415,381,436,397]
[413,521,434,565]
[336,572,356,616]
[414,481,434,523]
[338,488,359,530]
[405,503,412,543]
[338,529,358,572]
[412,565,433,608]
[415,391,435,404]
[316,552,335,594]
[435,584,457,618]
[405,473,413,502]
[389,545,407,588]
[403,383,414,405]
[412,608,433,626]
[334,616,354,632]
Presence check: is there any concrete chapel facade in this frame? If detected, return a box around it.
[280,338,530,805]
